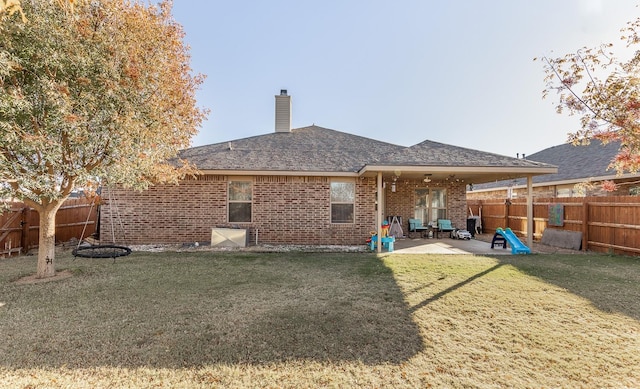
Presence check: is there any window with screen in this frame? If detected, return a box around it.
[228,181,252,222]
[331,181,355,223]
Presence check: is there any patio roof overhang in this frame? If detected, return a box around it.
[358,164,558,184]
[197,164,558,184]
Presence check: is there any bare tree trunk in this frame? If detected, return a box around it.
[36,201,64,279]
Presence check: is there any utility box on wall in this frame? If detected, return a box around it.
[211,228,247,248]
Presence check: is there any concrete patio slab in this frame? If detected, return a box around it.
[391,237,508,255]
[385,234,584,255]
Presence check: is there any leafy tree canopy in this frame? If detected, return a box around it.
[0,0,26,22]
[540,17,640,175]
[0,0,206,277]
[1,0,205,203]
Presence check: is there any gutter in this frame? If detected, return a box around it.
[358,165,558,176]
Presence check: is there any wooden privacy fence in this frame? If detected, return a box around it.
[0,197,98,258]
[468,196,640,256]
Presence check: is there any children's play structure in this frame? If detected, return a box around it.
[367,220,395,252]
[491,227,531,254]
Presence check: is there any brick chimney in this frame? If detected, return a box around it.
[275,89,291,133]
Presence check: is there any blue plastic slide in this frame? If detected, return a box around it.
[496,227,531,254]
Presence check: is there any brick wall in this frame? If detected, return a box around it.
[100,176,227,245]
[100,175,379,246]
[101,175,469,246]
[447,183,468,229]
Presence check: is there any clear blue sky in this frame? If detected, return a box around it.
[169,0,637,158]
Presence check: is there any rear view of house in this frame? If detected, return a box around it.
[101,91,556,247]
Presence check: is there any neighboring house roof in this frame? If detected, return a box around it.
[180,125,557,182]
[473,140,625,190]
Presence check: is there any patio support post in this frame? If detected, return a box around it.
[377,172,382,253]
[527,174,533,248]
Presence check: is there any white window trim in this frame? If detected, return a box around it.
[330,179,356,224]
[228,178,253,223]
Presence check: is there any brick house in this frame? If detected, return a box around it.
[467,140,640,200]
[101,91,556,248]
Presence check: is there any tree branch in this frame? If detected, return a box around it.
[544,55,616,128]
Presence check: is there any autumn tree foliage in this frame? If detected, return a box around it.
[0,0,206,278]
[0,1,25,22]
[540,17,640,176]
[0,0,78,22]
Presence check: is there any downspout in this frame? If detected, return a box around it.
[527,174,533,248]
[377,172,383,253]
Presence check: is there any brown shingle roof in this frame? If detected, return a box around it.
[382,139,552,168]
[180,125,404,172]
[180,125,555,173]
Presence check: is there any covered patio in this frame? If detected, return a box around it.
[360,140,558,253]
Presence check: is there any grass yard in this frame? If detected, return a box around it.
[0,250,639,388]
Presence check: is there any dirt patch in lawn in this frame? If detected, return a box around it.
[13,270,73,285]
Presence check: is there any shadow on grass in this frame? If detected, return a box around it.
[409,263,504,312]
[0,252,425,368]
[497,254,640,321]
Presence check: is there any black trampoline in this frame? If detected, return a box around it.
[72,244,131,259]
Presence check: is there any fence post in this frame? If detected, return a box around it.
[21,207,30,252]
[582,200,589,251]
[504,200,510,229]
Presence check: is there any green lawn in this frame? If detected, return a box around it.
[1,250,639,388]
